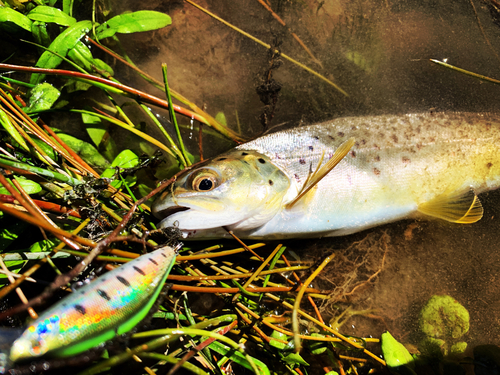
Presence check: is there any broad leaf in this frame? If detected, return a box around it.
[30,20,93,85]
[0,108,29,151]
[0,7,32,32]
[0,177,42,195]
[26,82,61,113]
[56,133,110,169]
[27,6,76,26]
[96,11,171,39]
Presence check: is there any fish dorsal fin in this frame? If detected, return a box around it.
[417,188,483,224]
[287,137,355,208]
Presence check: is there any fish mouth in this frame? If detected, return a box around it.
[155,205,190,220]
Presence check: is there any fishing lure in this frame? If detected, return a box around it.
[6,245,177,366]
[153,112,500,239]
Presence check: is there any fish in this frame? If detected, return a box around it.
[152,112,500,240]
[6,245,177,366]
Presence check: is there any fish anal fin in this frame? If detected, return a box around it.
[417,188,483,224]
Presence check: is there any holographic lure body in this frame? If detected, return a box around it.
[9,245,177,363]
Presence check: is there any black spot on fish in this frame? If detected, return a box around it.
[161,252,167,258]
[391,135,399,143]
[269,180,274,186]
[299,158,306,165]
[487,162,493,168]
[328,135,335,141]
[74,304,86,315]
[308,146,314,151]
[117,276,130,287]
[402,157,411,164]
[373,168,381,176]
[294,174,301,181]
[217,158,227,161]
[337,132,344,137]
[350,151,356,158]
[242,160,250,165]
[313,136,319,140]
[133,266,146,276]
[242,152,248,156]
[374,155,381,162]
[149,258,159,266]
[97,289,111,301]
[258,158,266,164]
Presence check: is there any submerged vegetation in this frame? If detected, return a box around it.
[0,0,499,374]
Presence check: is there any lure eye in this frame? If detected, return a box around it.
[192,175,218,192]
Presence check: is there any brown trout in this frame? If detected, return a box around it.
[152,112,500,239]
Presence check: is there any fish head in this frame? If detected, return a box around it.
[152,150,290,237]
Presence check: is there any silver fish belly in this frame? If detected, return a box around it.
[152,112,500,239]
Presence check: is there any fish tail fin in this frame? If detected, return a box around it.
[417,188,483,223]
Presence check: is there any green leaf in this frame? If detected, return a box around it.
[0,176,42,195]
[82,112,102,126]
[30,20,93,85]
[55,133,110,169]
[308,333,327,355]
[95,11,171,39]
[101,150,139,188]
[27,6,76,26]
[0,220,29,251]
[208,341,270,375]
[85,124,117,162]
[32,137,57,161]
[67,41,114,76]
[381,332,416,374]
[215,111,227,127]
[0,108,29,152]
[282,352,309,366]
[270,330,288,350]
[31,20,52,48]
[26,82,61,113]
[28,238,57,252]
[104,149,139,171]
[0,7,32,32]
[0,261,25,282]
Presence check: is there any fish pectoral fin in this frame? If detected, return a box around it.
[287,137,355,208]
[417,188,483,224]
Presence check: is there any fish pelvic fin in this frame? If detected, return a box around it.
[287,137,355,208]
[417,188,484,224]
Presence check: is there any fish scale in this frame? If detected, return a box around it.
[9,245,177,363]
[153,112,500,239]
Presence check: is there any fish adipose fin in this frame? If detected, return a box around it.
[417,188,484,223]
[287,137,355,208]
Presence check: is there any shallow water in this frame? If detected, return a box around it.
[113,0,500,371]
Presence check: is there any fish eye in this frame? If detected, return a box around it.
[192,174,217,192]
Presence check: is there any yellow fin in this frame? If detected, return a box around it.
[287,137,355,208]
[417,188,483,224]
